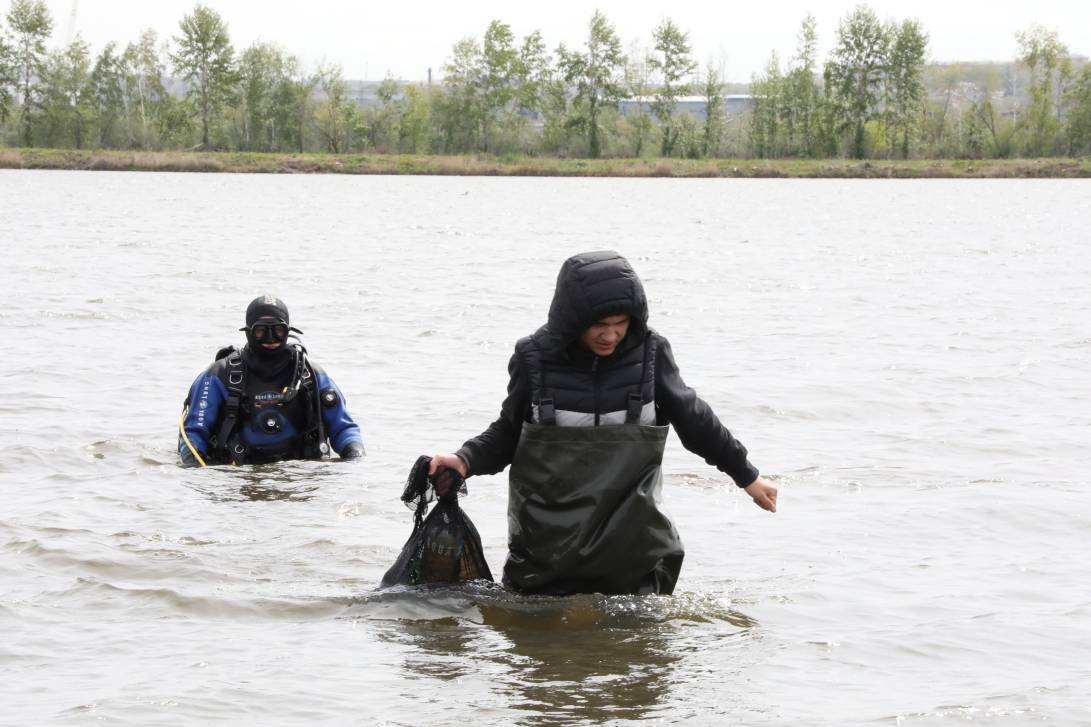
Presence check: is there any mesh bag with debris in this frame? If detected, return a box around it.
[380,455,494,588]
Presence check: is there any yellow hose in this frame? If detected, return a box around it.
[179,407,207,468]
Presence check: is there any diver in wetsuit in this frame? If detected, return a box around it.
[428,251,777,596]
[179,295,364,466]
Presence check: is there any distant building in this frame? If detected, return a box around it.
[619,95,753,121]
[336,81,755,118]
[345,80,404,107]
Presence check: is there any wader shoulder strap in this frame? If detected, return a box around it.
[625,336,657,424]
[518,336,556,426]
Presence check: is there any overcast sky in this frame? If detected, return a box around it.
[36,0,1091,83]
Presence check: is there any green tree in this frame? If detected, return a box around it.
[122,30,169,149]
[784,14,820,156]
[537,71,572,155]
[170,4,238,148]
[480,20,519,152]
[364,76,402,152]
[90,42,127,147]
[7,0,53,146]
[0,25,16,124]
[966,68,1014,159]
[700,62,726,157]
[622,42,654,156]
[1015,24,1071,156]
[824,4,889,158]
[1065,64,1091,155]
[314,63,358,153]
[885,19,928,158]
[750,52,784,158]
[439,36,484,152]
[398,83,433,153]
[673,111,703,158]
[961,96,990,159]
[557,10,626,158]
[511,33,567,154]
[649,18,696,156]
[262,53,308,152]
[438,21,545,154]
[923,62,963,156]
[275,57,317,153]
[38,38,92,148]
[813,88,842,158]
[516,30,550,118]
[511,30,554,155]
[236,42,288,151]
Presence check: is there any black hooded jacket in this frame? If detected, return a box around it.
[456,251,760,487]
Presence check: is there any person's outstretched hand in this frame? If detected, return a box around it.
[744,476,778,512]
[428,453,468,497]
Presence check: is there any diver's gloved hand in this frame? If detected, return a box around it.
[340,442,365,460]
[179,447,206,468]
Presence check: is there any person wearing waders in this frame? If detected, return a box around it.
[429,251,777,596]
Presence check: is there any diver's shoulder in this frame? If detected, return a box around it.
[205,351,239,379]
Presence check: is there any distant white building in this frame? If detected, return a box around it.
[340,81,756,120]
[619,95,753,121]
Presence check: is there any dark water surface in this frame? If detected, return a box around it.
[1,171,1089,725]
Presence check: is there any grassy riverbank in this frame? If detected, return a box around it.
[2,147,1089,177]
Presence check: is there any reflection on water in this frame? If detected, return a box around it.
[392,618,482,683]
[496,621,677,725]
[357,584,755,725]
[184,461,352,502]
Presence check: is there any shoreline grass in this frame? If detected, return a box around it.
[1,147,1088,178]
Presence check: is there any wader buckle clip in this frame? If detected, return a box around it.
[538,397,556,425]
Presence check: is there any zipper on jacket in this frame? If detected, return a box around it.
[591,357,600,426]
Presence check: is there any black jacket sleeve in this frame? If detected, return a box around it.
[655,335,760,487]
[455,351,531,476]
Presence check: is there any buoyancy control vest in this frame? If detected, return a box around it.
[209,344,327,465]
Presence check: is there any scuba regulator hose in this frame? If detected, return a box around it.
[179,406,208,468]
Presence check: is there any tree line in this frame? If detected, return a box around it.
[749,9,1090,159]
[1,0,1089,159]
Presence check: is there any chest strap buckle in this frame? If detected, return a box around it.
[538,397,556,426]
